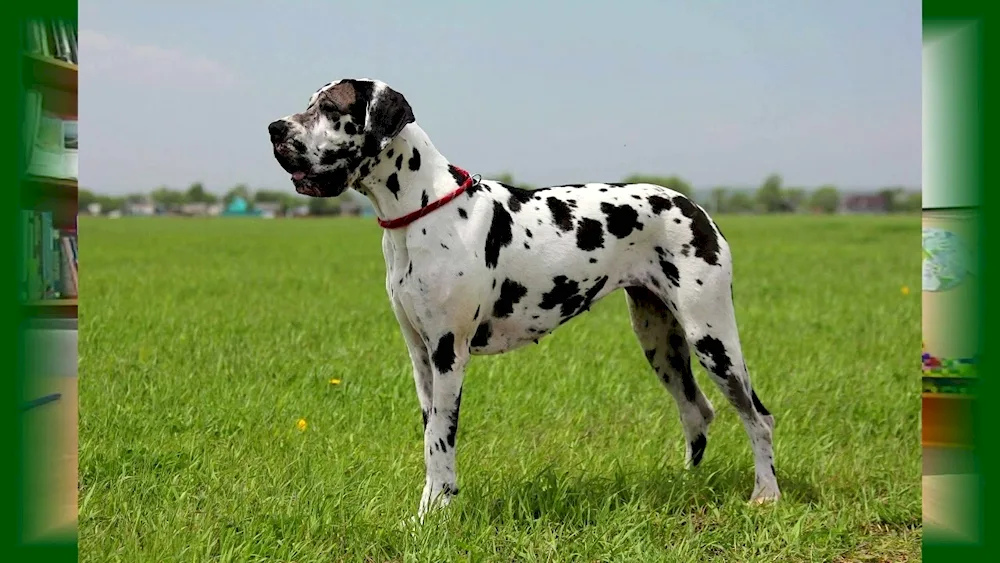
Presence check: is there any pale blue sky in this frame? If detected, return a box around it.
[80,0,920,196]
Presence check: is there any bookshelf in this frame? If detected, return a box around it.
[21,19,79,320]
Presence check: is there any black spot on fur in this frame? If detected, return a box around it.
[471,321,491,348]
[386,173,400,197]
[580,276,608,313]
[407,262,413,276]
[696,279,703,286]
[667,333,697,401]
[506,187,534,212]
[681,244,691,258]
[408,148,421,171]
[386,149,394,158]
[674,218,682,224]
[493,279,528,318]
[691,434,707,466]
[589,258,597,264]
[458,208,468,219]
[601,202,644,238]
[432,333,456,373]
[332,121,342,132]
[320,147,355,165]
[539,276,583,318]
[438,438,447,452]
[344,122,357,135]
[575,218,605,251]
[648,195,672,214]
[645,349,656,363]
[546,197,575,231]
[421,191,429,207]
[473,305,480,320]
[484,201,514,268]
[655,247,681,287]
[751,389,771,416]
[446,389,462,447]
[395,154,403,170]
[672,196,722,266]
[422,409,428,429]
[695,335,732,380]
[525,228,533,238]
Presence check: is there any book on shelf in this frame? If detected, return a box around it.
[23,88,77,180]
[23,18,78,65]
[19,210,78,302]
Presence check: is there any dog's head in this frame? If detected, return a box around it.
[268,79,414,197]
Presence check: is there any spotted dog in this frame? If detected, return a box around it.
[268,79,780,519]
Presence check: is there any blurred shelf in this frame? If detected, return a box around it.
[923,393,975,447]
[23,299,78,319]
[21,176,79,214]
[23,53,77,92]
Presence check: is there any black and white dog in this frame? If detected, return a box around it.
[268,79,780,519]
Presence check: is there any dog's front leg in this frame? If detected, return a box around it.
[418,332,469,520]
[391,300,433,431]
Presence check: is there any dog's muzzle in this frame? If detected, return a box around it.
[268,120,348,198]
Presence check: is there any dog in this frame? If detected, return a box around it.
[268,79,780,519]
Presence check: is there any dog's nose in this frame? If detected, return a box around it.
[268,120,290,143]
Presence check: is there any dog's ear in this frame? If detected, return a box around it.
[365,86,415,156]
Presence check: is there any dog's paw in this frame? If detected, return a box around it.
[684,433,709,469]
[418,481,457,519]
[749,482,781,505]
[398,514,422,533]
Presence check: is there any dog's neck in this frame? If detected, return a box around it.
[355,123,461,223]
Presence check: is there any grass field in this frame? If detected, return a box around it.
[79,214,921,562]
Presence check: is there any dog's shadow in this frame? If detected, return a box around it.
[462,462,821,525]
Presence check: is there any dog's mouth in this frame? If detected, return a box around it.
[272,142,350,198]
[291,170,348,198]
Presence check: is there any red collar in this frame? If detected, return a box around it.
[377,167,477,229]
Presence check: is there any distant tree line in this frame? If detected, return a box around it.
[79,182,354,216]
[81,172,920,216]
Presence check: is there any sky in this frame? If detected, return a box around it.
[80,0,921,196]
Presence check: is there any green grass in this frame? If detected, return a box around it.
[79,214,921,562]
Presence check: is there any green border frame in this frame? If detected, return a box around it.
[6,1,78,561]
[923,0,992,559]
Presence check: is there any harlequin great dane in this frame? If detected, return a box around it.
[267,78,780,519]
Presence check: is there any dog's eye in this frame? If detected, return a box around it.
[319,99,338,114]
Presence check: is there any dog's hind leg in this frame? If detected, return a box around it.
[625,286,716,469]
[671,260,780,504]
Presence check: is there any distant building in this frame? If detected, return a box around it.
[221,196,262,216]
[840,194,888,214]
[179,202,210,216]
[254,201,282,218]
[339,200,362,216]
[124,200,155,216]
